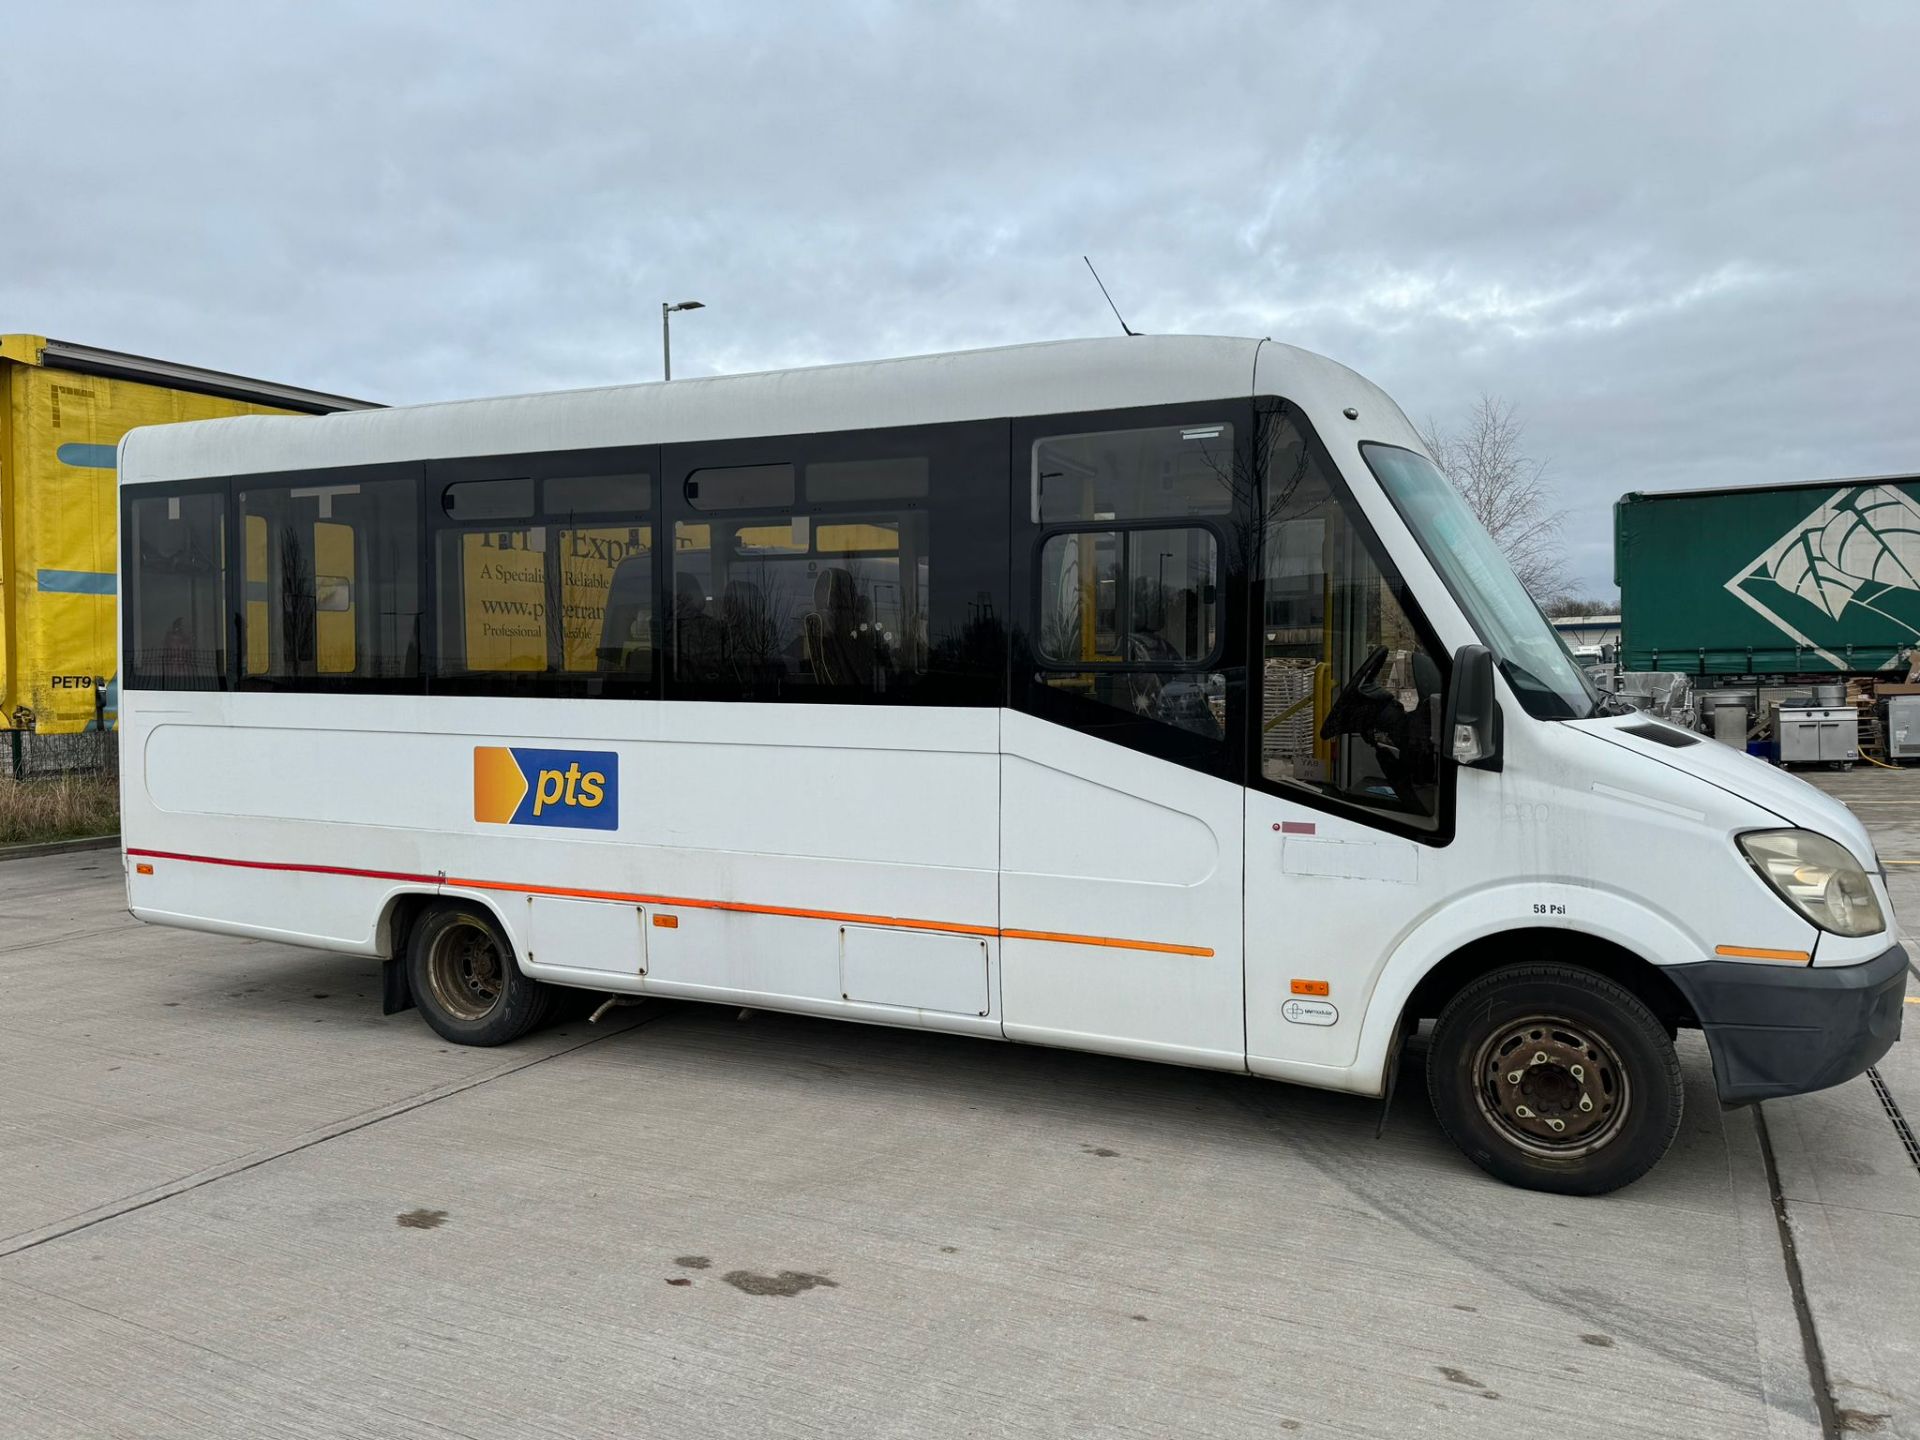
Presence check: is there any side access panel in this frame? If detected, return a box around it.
[523,894,646,977]
[839,924,991,1017]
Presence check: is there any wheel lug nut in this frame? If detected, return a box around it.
[1507,1070,1522,1085]
[1570,1064,1585,1081]
[1579,1095,1594,1112]
[1547,1118,1565,1132]
[1514,1105,1535,1119]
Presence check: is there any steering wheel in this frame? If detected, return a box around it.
[1319,644,1391,741]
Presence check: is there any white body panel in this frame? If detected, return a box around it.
[999,710,1244,1069]
[117,335,1896,1102]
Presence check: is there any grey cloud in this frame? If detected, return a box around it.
[4,0,1916,595]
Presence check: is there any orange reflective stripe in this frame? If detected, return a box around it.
[445,873,1001,938]
[1714,944,1811,963]
[1000,927,1214,958]
[128,847,1210,959]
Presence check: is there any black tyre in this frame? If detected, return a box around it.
[1427,964,1682,1195]
[407,903,555,1046]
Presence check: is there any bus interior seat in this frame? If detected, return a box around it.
[804,566,877,688]
[592,555,659,674]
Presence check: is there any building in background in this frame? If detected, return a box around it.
[1551,612,1621,658]
[0,335,374,733]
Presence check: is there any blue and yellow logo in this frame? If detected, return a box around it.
[473,747,618,830]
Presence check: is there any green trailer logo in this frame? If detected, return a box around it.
[1726,485,1920,670]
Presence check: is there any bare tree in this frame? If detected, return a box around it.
[1541,593,1614,618]
[1420,395,1565,599]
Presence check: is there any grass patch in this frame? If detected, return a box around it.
[0,772,120,846]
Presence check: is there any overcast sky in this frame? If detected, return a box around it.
[4,1,1916,596]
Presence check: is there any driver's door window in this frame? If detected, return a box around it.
[1260,417,1444,830]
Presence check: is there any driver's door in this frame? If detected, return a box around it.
[1243,405,1452,1076]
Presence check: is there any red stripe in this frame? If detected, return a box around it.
[127,848,437,885]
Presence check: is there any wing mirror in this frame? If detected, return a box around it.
[1444,644,1502,770]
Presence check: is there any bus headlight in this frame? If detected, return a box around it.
[1737,829,1885,938]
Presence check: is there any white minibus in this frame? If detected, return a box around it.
[117,336,1907,1193]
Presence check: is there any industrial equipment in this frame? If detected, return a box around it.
[1770,698,1859,769]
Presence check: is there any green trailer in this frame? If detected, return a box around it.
[1616,474,1920,675]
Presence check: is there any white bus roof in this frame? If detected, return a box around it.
[119,334,1406,484]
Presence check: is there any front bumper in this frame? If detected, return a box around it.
[1666,942,1908,1105]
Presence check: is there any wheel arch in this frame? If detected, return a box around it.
[375,890,443,961]
[1338,885,1708,1093]
[1402,928,1698,1035]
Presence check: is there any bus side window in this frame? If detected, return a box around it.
[428,462,655,685]
[668,455,931,697]
[238,470,421,685]
[1033,422,1236,524]
[124,489,227,690]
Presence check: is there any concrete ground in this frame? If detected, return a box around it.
[1767,767,1920,1437]
[0,800,1914,1439]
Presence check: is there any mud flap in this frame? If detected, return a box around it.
[1376,1018,1410,1139]
[382,955,415,1016]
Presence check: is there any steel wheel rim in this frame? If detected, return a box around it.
[1470,1013,1631,1159]
[426,919,505,1023]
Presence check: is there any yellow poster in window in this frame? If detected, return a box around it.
[462,530,546,670]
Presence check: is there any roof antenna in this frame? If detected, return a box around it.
[1083,256,1138,337]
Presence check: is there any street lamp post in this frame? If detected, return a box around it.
[661,300,705,381]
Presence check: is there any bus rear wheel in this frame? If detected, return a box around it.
[1427,963,1682,1195]
[408,904,556,1046]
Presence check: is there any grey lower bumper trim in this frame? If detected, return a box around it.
[1666,942,1907,1104]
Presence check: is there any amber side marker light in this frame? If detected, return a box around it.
[1290,978,1331,996]
[1714,944,1810,964]
[652,914,679,929]
[135,863,154,876]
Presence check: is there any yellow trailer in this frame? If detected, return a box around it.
[0,336,374,732]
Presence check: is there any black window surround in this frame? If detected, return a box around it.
[660,419,1007,708]
[117,398,1454,846]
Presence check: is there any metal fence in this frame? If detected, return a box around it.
[7,727,117,782]
[5,684,117,781]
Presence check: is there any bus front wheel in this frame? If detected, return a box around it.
[1426,963,1683,1195]
[407,904,556,1046]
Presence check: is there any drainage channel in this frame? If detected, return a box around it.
[1864,1066,1920,1176]
[1754,1103,1844,1440]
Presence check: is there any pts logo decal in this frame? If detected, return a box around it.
[473,747,618,830]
